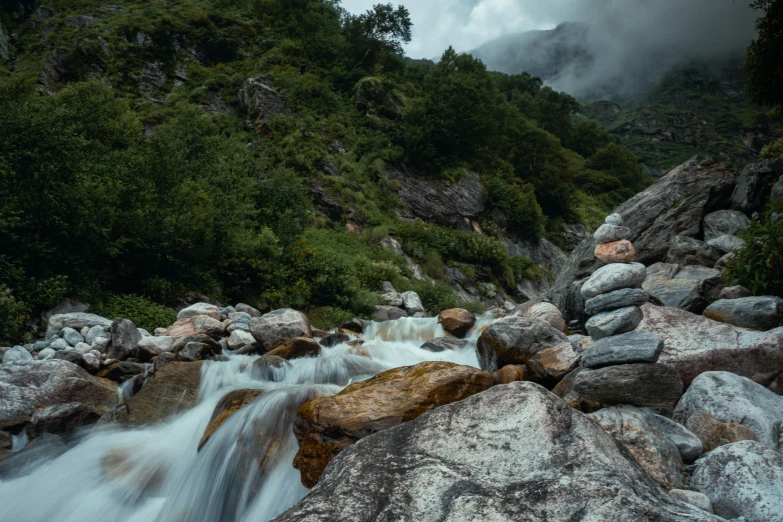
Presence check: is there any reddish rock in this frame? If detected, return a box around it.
[265,337,320,360]
[198,389,264,450]
[495,365,526,384]
[685,413,758,452]
[437,308,476,338]
[595,239,636,264]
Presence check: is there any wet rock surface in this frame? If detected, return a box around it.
[476,316,569,370]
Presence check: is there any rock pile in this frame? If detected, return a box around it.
[574,214,683,412]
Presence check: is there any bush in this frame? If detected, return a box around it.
[94,294,178,332]
[0,285,28,345]
[411,280,484,316]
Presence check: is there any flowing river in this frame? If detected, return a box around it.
[0,316,493,522]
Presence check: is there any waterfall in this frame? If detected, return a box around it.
[0,315,491,521]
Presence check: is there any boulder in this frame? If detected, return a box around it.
[669,490,713,514]
[585,305,643,340]
[594,224,632,243]
[135,335,175,359]
[177,302,221,321]
[235,303,261,317]
[373,305,408,322]
[589,405,685,489]
[318,333,350,348]
[684,413,758,453]
[437,308,476,337]
[513,300,567,333]
[584,288,649,316]
[198,389,264,450]
[3,346,33,365]
[264,337,320,360]
[573,363,683,411]
[703,210,751,242]
[691,441,783,522]
[642,264,723,314]
[673,372,783,450]
[717,285,751,300]
[45,313,111,340]
[772,173,783,202]
[553,156,739,323]
[340,318,365,333]
[731,157,782,213]
[582,331,663,368]
[665,236,722,267]
[48,338,69,351]
[401,291,424,314]
[705,234,744,253]
[379,291,403,307]
[420,336,470,352]
[42,298,89,324]
[649,414,703,462]
[61,327,84,347]
[106,362,202,425]
[174,342,213,362]
[476,317,569,370]
[495,364,527,384]
[239,76,289,131]
[96,361,147,382]
[526,341,580,384]
[227,329,256,351]
[251,354,291,381]
[107,318,141,360]
[0,360,117,427]
[594,239,636,263]
[292,361,494,488]
[28,402,101,438]
[703,296,783,331]
[637,304,783,386]
[581,262,646,300]
[165,315,225,338]
[275,382,721,522]
[249,309,312,351]
[552,368,602,413]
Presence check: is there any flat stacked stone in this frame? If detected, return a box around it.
[577,214,681,411]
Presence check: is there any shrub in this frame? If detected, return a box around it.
[95,294,178,332]
[0,285,28,345]
[411,280,484,316]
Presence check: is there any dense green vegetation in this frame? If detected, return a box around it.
[0,0,650,342]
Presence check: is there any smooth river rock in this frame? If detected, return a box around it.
[703,209,750,242]
[582,330,663,368]
[594,239,636,264]
[593,224,632,244]
[703,296,783,331]
[585,305,643,340]
[573,363,683,412]
[584,287,650,316]
[581,262,646,300]
[437,308,476,337]
[476,317,570,370]
[249,309,312,351]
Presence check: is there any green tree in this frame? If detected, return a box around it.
[744,0,783,106]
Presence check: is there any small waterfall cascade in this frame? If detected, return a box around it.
[0,315,490,521]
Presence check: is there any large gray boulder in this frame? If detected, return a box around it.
[637,303,783,387]
[703,210,751,242]
[731,157,783,213]
[585,305,643,340]
[574,363,683,412]
[704,296,783,331]
[642,264,723,314]
[584,287,649,316]
[581,263,647,300]
[553,156,739,324]
[673,372,783,450]
[107,318,142,360]
[2,346,33,365]
[249,308,312,351]
[582,331,663,368]
[45,313,111,340]
[273,382,720,522]
[665,236,722,267]
[691,441,783,522]
[177,302,221,321]
[476,317,569,370]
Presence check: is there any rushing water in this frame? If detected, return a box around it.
[0,317,491,522]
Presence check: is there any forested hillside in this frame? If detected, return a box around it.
[0,0,663,342]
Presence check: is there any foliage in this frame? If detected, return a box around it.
[760,137,783,160]
[724,200,783,297]
[94,294,178,332]
[410,280,484,316]
[744,0,783,107]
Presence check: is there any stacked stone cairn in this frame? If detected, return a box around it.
[572,213,684,412]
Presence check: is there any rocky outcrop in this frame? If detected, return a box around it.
[275,382,720,521]
[385,166,484,231]
[292,361,494,488]
[691,441,783,522]
[239,76,288,133]
[637,304,783,387]
[731,157,783,213]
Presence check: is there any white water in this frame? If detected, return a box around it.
[0,317,487,522]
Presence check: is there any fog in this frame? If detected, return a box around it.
[341,0,759,100]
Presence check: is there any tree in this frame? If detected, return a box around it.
[744,0,783,106]
[343,3,412,70]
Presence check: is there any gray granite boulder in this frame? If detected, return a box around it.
[703,210,750,242]
[717,285,751,300]
[107,318,142,360]
[177,302,221,321]
[706,234,744,253]
[731,157,782,213]
[665,236,722,267]
[476,317,569,370]
[669,490,713,514]
[704,296,783,331]
[2,346,33,365]
[581,263,647,300]
[585,306,643,340]
[582,331,663,368]
[573,363,683,412]
[45,313,111,340]
[594,224,631,244]
[249,308,312,351]
[642,263,723,314]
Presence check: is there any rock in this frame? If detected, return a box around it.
[73,342,92,354]
[642,264,723,314]
[385,166,485,231]
[665,236,722,267]
[553,156,739,323]
[45,313,111,340]
[513,300,567,333]
[0,360,117,427]
[673,372,783,450]
[3,346,33,365]
[584,288,650,316]
[581,263,646,299]
[379,235,404,255]
[605,213,624,225]
[495,364,527,384]
[249,309,312,351]
[227,329,256,351]
[60,327,84,347]
[275,382,721,522]
[637,304,783,386]
[28,402,101,438]
[251,355,291,381]
[265,337,320,360]
[85,325,109,345]
[476,317,569,370]
[669,490,713,514]
[704,296,783,331]
[526,341,580,384]
[373,305,408,322]
[107,318,141,360]
[691,441,783,521]
[649,414,704,462]
[292,361,494,488]
[714,252,734,269]
[401,291,424,314]
[175,342,213,362]
[684,413,758,453]
[81,352,100,373]
[97,361,147,382]
[437,308,476,337]
[107,362,202,425]
[177,302,221,321]
[573,363,683,411]
[594,224,632,244]
[91,337,110,353]
[165,315,225,338]
[585,305,643,340]
[552,368,602,413]
[36,348,55,360]
[420,336,471,352]
[239,76,289,132]
[136,335,175,358]
[235,303,261,317]
[318,333,350,348]
[340,318,365,333]
[582,331,664,368]
[42,298,90,324]
[590,405,685,489]
[198,389,264,450]
[48,338,69,351]
[381,281,396,293]
[595,239,636,263]
[703,210,751,242]
[379,291,403,307]
[772,174,783,202]
[705,234,744,253]
[0,23,9,61]
[731,158,782,213]
[52,350,90,371]
[718,285,751,300]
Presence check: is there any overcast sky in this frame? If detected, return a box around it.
[339,0,758,60]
